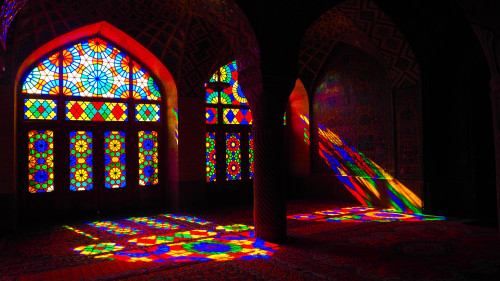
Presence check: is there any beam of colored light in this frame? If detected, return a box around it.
[317,125,422,212]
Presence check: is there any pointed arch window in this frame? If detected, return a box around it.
[205,61,254,182]
[21,37,163,193]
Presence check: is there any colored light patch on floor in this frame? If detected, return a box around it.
[126,217,184,230]
[64,225,99,240]
[88,221,143,236]
[215,224,254,232]
[96,249,166,263]
[287,207,446,222]
[73,243,124,255]
[162,214,213,225]
[128,230,218,246]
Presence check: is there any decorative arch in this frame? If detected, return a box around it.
[16,22,178,217]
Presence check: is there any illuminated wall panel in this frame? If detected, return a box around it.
[69,131,93,191]
[206,107,218,124]
[226,133,241,181]
[206,132,216,182]
[223,108,252,125]
[104,131,126,188]
[24,99,57,120]
[138,131,158,186]
[28,130,54,193]
[135,104,160,122]
[66,101,128,121]
[249,133,254,179]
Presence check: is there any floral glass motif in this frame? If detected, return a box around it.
[131,60,161,101]
[22,53,60,95]
[69,131,93,191]
[206,107,218,124]
[104,131,126,189]
[62,38,129,98]
[249,133,254,179]
[205,88,218,104]
[24,99,57,120]
[226,133,241,181]
[135,104,160,122]
[206,132,216,182]
[138,131,158,186]
[66,101,128,121]
[223,108,252,125]
[28,130,54,193]
[207,61,247,105]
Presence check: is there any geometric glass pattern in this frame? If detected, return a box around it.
[62,38,129,99]
[69,131,93,191]
[22,53,60,95]
[88,221,143,236]
[138,131,158,186]
[206,132,216,182]
[226,133,241,181]
[24,99,57,120]
[104,131,126,189]
[223,108,252,125]
[131,60,161,101]
[66,101,128,121]
[135,104,160,122]
[249,133,254,179]
[208,61,247,105]
[162,214,213,225]
[205,88,218,104]
[126,217,184,230]
[28,130,54,193]
[206,107,218,124]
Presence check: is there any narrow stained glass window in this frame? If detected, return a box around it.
[66,101,128,121]
[105,131,126,188]
[28,130,54,193]
[206,107,218,124]
[226,133,241,181]
[249,133,254,179]
[138,131,158,186]
[70,131,93,191]
[223,108,252,125]
[24,99,57,120]
[206,132,216,182]
[135,104,160,122]
[22,53,60,95]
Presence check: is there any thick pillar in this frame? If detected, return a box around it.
[490,75,500,231]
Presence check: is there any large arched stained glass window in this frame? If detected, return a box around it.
[21,37,163,193]
[205,61,254,182]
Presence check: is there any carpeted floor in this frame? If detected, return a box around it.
[1,200,500,281]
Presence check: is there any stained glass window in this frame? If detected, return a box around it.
[28,130,54,193]
[206,132,216,182]
[135,104,160,122]
[66,101,128,121]
[206,107,218,124]
[205,88,218,104]
[138,131,158,186]
[22,53,60,95]
[24,99,57,120]
[226,133,241,181]
[131,60,161,101]
[223,108,252,125]
[104,131,126,189]
[69,131,93,191]
[206,61,247,106]
[249,133,254,179]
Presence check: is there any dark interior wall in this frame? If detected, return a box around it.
[312,44,393,175]
[377,1,496,222]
